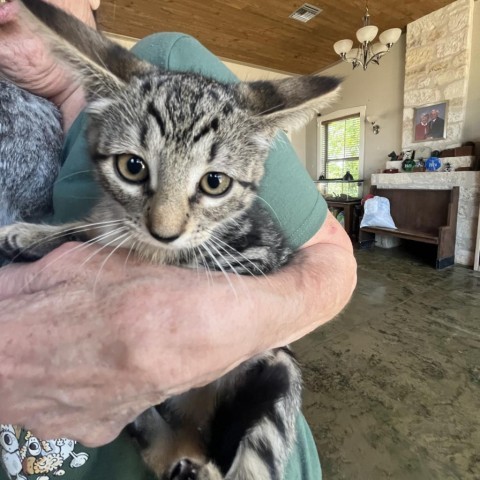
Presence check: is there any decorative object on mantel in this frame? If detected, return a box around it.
[333,1,401,71]
[402,158,416,172]
[415,146,432,161]
[382,144,476,175]
[413,101,448,142]
[444,162,454,173]
[386,151,402,171]
[425,157,442,171]
[413,159,426,172]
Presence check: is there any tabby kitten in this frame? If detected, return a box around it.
[0,1,340,479]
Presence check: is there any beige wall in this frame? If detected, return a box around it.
[305,36,406,186]
[305,0,480,184]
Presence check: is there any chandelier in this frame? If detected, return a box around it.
[333,2,401,70]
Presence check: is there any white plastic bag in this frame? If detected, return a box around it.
[360,196,397,229]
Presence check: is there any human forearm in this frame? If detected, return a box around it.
[0,221,356,446]
[123,213,357,397]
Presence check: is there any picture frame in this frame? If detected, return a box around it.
[413,101,448,142]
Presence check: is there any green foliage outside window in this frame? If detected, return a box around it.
[319,114,363,200]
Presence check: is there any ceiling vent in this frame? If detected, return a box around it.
[289,4,322,23]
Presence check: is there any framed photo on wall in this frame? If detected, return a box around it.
[413,101,448,142]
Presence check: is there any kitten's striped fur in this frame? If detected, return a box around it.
[0,1,341,479]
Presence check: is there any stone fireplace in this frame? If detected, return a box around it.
[373,0,480,267]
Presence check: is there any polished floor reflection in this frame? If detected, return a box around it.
[294,247,480,480]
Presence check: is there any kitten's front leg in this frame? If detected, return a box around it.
[0,221,86,261]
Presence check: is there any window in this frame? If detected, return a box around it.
[322,114,360,179]
[317,106,365,198]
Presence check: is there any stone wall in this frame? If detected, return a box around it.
[371,172,480,266]
[402,0,474,150]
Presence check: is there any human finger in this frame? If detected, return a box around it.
[0,241,134,300]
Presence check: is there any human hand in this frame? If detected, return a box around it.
[0,0,97,129]
[0,243,260,446]
[0,1,70,98]
[0,214,356,447]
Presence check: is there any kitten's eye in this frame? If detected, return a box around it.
[200,172,232,196]
[116,154,149,183]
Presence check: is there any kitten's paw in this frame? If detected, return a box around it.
[0,224,34,261]
[169,460,223,480]
[0,222,71,261]
[169,459,199,480]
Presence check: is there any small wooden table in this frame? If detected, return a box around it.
[326,199,362,240]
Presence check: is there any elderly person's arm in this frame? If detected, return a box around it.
[0,214,355,446]
[0,0,356,447]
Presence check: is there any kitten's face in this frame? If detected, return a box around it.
[87,73,271,259]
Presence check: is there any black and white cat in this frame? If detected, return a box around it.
[0,1,340,479]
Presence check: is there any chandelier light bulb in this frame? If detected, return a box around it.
[371,42,388,55]
[379,28,402,45]
[356,25,378,43]
[334,39,353,55]
[346,48,359,60]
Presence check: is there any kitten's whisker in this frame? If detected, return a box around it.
[53,169,97,186]
[250,194,281,224]
[123,239,138,273]
[253,102,285,117]
[195,246,214,286]
[202,241,239,299]
[205,238,245,280]
[78,227,130,269]
[93,233,132,294]
[201,242,238,300]
[210,237,259,279]
[205,229,268,279]
[187,246,202,281]
[20,227,127,293]
[8,219,126,264]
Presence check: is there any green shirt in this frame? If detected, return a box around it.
[0,33,325,480]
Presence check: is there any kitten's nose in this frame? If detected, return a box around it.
[150,231,180,243]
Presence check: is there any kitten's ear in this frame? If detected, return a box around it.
[18,0,155,99]
[237,76,341,131]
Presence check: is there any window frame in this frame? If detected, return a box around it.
[317,106,366,180]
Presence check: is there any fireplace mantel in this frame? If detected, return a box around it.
[371,171,480,266]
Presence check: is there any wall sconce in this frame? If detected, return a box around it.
[367,116,380,134]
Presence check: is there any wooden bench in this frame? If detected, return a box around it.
[361,186,460,269]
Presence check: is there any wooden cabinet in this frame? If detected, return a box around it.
[326,199,361,241]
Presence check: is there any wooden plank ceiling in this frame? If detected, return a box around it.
[98,0,454,75]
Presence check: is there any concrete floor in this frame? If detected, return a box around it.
[294,246,480,480]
